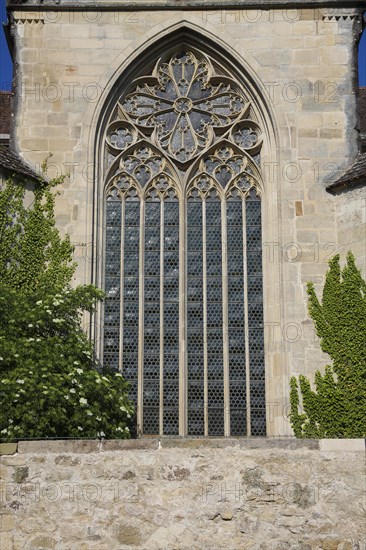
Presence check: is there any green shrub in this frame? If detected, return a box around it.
[0,170,134,440]
[289,252,366,438]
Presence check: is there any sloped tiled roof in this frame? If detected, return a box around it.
[359,88,366,133]
[0,146,40,180]
[0,91,12,135]
[360,87,366,152]
[326,153,366,194]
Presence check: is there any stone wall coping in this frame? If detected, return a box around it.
[6,0,365,11]
[0,438,361,454]
[0,443,17,455]
[319,439,366,451]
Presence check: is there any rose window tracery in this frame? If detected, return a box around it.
[116,51,248,164]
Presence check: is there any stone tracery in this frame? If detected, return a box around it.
[103,47,266,437]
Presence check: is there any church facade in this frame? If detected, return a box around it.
[5,0,365,437]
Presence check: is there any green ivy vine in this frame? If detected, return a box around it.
[289,252,366,438]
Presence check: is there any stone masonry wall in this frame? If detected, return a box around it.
[334,186,366,277]
[0,439,365,549]
[8,5,364,435]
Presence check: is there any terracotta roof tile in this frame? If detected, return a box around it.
[360,88,366,152]
[0,92,12,135]
[359,88,366,135]
[0,146,40,180]
[326,153,366,193]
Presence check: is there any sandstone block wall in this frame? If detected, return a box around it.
[7,4,364,435]
[0,439,365,549]
[334,186,366,276]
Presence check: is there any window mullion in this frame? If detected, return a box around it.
[221,197,230,437]
[179,198,186,436]
[202,199,208,437]
[159,199,164,435]
[242,197,251,436]
[119,198,125,373]
[138,198,145,435]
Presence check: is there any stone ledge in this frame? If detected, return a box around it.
[17,439,100,454]
[16,438,160,453]
[6,0,365,11]
[13,437,319,453]
[8,438,365,454]
[159,437,320,449]
[0,443,17,455]
[102,438,160,451]
[319,439,365,451]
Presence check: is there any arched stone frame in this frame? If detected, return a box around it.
[84,22,289,437]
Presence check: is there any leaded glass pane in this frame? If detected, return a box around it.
[246,192,265,436]
[163,201,179,435]
[143,199,160,435]
[122,199,140,416]
[227,198,247,436]
[103,199,121,369]
[187,198,204,435]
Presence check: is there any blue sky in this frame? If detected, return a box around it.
[360,28,366,86]
[1,0,12,90]
[0,8,365,90]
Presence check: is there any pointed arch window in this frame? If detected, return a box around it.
[102,48,266,436]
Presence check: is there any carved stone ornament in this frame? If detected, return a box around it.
[104,49,263,196]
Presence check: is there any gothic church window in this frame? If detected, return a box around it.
[102,49,265,436]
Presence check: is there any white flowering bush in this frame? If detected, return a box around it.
[0,172,134,440]
[0,354,133,439]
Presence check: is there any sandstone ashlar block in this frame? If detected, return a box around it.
[20,48,39,63]
[46,38,70,49]
[299,9,317,21]
[319,439,365,452]
[297,112,324,128]
[19,138,48,151]
[321,46,350,66]
[48,137,78,151]
[257,50,293,67]
[273,37,305,49]
[45,50,76,65]
[293,49,319,64]
[297,139,329,159]
[300,262,328,283]
[61,24,89,38]
[69,38,105,50]
[46,113,68,126]
[293,20,317,34]
[22,111,48,125]
[298,128,318,138]
[0,443,17,456]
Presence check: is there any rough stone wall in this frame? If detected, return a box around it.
[0,439,365,549]
[334,185,366,277]
[8,5,363,435]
